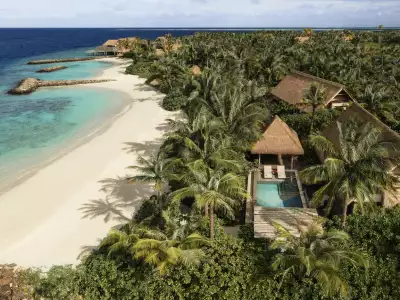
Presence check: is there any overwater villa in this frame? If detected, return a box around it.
[272,71,356,111]
[246,116,318,238]
[321,102,400,207]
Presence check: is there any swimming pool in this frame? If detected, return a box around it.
[256,182,303,208]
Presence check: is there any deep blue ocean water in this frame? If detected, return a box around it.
[0,27,397,190]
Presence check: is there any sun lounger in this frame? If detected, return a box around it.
[263,165,273,179]
[277,165,286,179]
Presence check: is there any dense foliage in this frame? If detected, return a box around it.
[25,210,400,299]
[125,30,400,132]
[15,30,400,299]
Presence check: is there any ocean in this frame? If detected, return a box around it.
[0,27,396,191]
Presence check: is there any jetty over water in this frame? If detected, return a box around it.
[27,57,107,65]
[8,78,115,95]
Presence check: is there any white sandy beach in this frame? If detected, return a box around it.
[0,58,175,267]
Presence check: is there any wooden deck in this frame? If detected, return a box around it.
[246,168,319,239]
[254,207,318,238]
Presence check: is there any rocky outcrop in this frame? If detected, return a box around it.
[8,78,40,94]
[37,65,68,73]
[0,264,32,299]
[38,79,114,87]
[27,57,106,65]
[8,78,115,95]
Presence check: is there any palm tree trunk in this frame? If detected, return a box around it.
[157,189,164,211]
[205,203,209,217]
[210,203,214,240]
[310,107,316,134]
[341,198,348,227]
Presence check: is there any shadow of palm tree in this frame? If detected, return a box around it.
[78,240,102,261]
[80,177,154,224]
[155,122,172,133]
[135,83,160,93]
[123,138,164,156]
[80,196,130,223]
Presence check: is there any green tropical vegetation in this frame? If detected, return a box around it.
[300,82,327,133]
[6,29,400,299]
[300,119,400,226]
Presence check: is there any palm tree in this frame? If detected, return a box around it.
[127,151,177,208]
[133,211,209,275]
[98,224,147,258]
[257,52,287,85]
[100,212,209,275]
[194,79,269,150]
[145,58,188,92]
[271,222,369,298]
[378,25,384,68]
[184,68,221,120]
[300,82,326,134]
[165,116,244,172]
[300,119,399,226]
[303,28,313,37]
[170,161,247,240]
[360,85,397,123]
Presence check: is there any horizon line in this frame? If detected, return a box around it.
[0,26,399,29]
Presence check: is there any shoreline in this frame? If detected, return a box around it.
[0,86,132,197]
[0,58,176,267]
[0,58,132,196]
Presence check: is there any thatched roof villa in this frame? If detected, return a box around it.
[320,102,400,206]
[93,39,119,55]
[272,71,355,112]
[247,117,317,239]
[251,116,304,167]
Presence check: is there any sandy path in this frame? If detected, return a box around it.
[0,58,175,267]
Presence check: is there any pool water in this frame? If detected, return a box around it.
[256,182,303,208]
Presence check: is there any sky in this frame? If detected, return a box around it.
[0,0,399,28]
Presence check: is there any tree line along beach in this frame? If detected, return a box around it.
[1,28,400,299]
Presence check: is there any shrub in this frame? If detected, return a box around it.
[125,61,152,78]
[162,89,188,111]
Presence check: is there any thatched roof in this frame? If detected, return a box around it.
[251,116,304,155]
[322,102,400,146]
[155,49,165,57]
[271,71,354,110]
[191,65,201,75]
[172,41,182,51]
[103,39,118,47]
[295,36,310,43]
[322,102,400,164]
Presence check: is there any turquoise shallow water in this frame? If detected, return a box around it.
[0,49,129,190]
